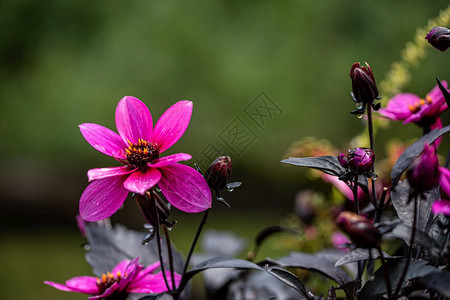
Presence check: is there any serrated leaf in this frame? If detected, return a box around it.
[418,270,450,298]
[391,125,450,185]
[335,248,391,267]
[265,266,311,299]
[359,259,437,299]
[281,156,345,176]
[274,251,352,285]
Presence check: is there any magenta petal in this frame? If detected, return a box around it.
[158,164,211,213]
[439,167,450,198]
[129,271,181,293]
[149,153,192,168]
[123,168,162,195]
[79,176,129,222]
[115,96,153,145]
[378,93,418,121]
[87,166,137,182]
[432,200,450,215]
[79,123,127,159]
[44,276,99,294]
[152,101,193,153]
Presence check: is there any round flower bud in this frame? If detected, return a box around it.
[339,147,375,175]
[204,156,232,191]
[425,26,450,52]
[407,144,440,193]
[336,211,381,249]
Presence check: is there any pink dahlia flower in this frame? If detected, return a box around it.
[378,81,448,129]
[79,96,211,221]
[45,258,180,299]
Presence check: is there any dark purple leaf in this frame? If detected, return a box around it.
[178,257,263,293]
[418,270,450,298]
[274,251,352,285]
[201,229,247,257]
[390,223,439,251]
[281,156,345,176]
[436,77,450,109]
[359,259,437,299]
[390,181,436,232]
[339,280,360,300]
[265,266,312,299]
[335,248,392,267]
[84,223,184,277]
[391,125,450,185]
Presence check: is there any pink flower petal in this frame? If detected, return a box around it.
[87,166,137,182]
[79,123,127,159]
[116,258,142,292]
[439,167,450,198]
[129,271,181,293]
[158,164,211,213]
[432,199,450,215]
[152,101,193,153]
[79,176,129,222]
[115,96,153,145]
[123,168,162,195]
[44,276,99,294]
[149,153,192,168]
[111,259,132,275]
[378,93,418,121]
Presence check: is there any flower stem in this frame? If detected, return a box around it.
[394,194,418,296]
[367,104,378,206]
[151,193,171,292]
[162,224,176,290]
[182,208,210,275]
[377,246,392,299]
[353,174,360,215]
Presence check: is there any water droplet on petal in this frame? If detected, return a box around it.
[355,114,363,119]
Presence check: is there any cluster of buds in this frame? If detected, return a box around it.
[338,147,375,175]
[406,144,440,194]
[336,211,381,249]
[426,26,450,52]
[350,62,381,115]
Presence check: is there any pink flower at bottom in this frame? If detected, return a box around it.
[432,167,450,215]
[378,81,448,129]
[79,96,212,221]
[44,258,180,299]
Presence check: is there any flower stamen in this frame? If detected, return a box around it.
[126,139,159,168]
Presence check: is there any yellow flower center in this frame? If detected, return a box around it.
[408,95,433,113]
[125,139,159,168]
[96,271,124,293]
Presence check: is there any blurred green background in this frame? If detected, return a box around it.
[1,1,450,299]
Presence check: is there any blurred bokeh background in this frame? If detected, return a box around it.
[1,1,450,299]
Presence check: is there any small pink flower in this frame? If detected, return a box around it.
[379,81,448,129]
[79,96,211,221]
[44,258,180,299]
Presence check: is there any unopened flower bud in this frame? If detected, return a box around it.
[338,147,375,175]
[204,156,232,191]
[425,26,450,52]
[350,62,380,108]
[336,211,381,248]
[407,144,440,193]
